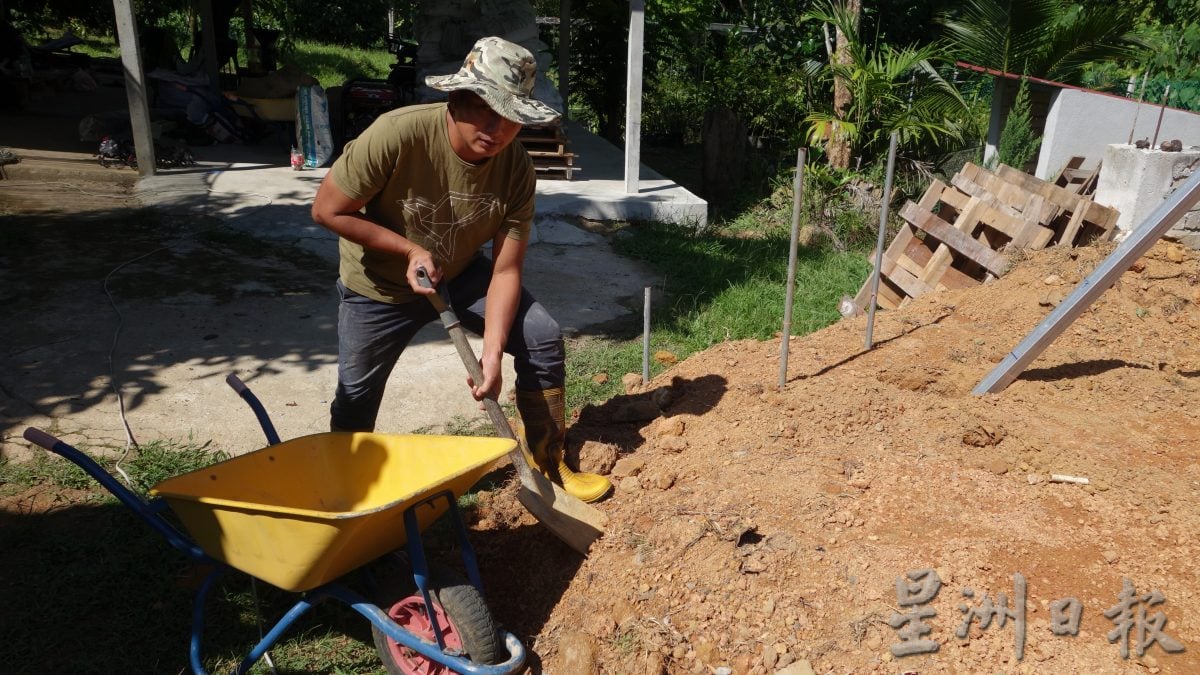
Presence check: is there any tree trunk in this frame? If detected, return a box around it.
[828,0,861,169]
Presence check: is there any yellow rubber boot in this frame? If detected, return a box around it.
[515,387,612,503]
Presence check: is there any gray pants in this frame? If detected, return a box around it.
[330,255,565,431]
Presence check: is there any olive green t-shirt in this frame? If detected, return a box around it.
[329,102,535,303]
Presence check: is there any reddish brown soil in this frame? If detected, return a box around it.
[473,240,1200,675]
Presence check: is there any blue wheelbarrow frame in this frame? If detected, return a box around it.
[21,374,526,675]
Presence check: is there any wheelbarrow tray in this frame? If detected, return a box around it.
[150,432,513,592]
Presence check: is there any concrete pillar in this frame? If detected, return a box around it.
[112,0,156,175]
[1095,144,1200,245]
[624,0,644,194]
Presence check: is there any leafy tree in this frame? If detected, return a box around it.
[939,0,1145,83]
[803,0,975,169]
[990,77,1040,170]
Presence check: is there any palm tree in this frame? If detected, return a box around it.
[803,0,975,168]
[940,0,1144,82]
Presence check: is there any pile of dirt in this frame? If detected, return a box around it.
[475,240,1200,674]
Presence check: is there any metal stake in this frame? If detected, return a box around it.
[642,286,651,385]
[865,131,900,349]
[1126,71,1148,145]
[779,147,807,388]
[1151,85,1172,149]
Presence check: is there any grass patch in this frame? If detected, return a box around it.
[286,40,394,90]
[566,222,868,410]
[565,221,870,410]
[1,437,227,496]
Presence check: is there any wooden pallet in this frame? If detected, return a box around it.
[855,162,1120,311]
[519,125,578,180]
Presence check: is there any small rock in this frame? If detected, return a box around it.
[1027,473,1044,485]
[984,458,1009,475]
[1135,139,1150,149]
[865,634,883,650]
[1102,549,1119,564]
[651,470,677,490]
[1161,139,1183,152]
[1166,244,1187,263]
[714,667,733,675]
[1043,274,1063,285]
[693,641,719,666]
[658,435,688,453]
[558,631,597,674]
[622,372,644,393]
[761,645,778,670]
[592,372,610,385]
[653,350,678,366]
[612,456,647,478]
[576,440,620,474]
[656,417,686,437]
[642,652,667,675]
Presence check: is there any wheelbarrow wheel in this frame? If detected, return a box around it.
[372,562,503,674]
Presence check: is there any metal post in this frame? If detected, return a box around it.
[779,147,807,388]
[865,132,900,349]
[642,286,651,385]
[1151,85,1172,148]
[1126,71,1148,145]
[974,166,1200,394]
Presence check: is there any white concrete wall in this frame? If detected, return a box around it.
[1036,88,1200,180]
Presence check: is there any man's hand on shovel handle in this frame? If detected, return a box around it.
[468,351,504,405]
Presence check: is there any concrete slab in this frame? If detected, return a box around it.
[4,133,666,457]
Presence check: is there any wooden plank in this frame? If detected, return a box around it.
[939,182,1052,247]
[916,195,988,286]
[955,164,1058,224]
[936,265,981,290]
[901,201,1009,276]
[528,150,576,160]
[1057,200,1090,246]
[879,252,937,298]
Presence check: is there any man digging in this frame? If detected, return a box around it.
[311,36,611,503]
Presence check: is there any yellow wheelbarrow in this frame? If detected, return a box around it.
[23,373,526,675]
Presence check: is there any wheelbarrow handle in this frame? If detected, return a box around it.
[225,373,282,446]
[21,427,210,562]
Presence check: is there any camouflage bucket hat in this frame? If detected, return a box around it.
[426,36,561,126]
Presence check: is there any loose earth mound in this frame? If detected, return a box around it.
[472,240,1200,675]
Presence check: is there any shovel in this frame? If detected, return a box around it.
[416,267,606,555]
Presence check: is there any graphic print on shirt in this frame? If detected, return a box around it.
[400,192,499,262]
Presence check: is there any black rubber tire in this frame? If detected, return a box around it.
[372,561,504,674]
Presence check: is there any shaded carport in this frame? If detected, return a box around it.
[111,0,650,196]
